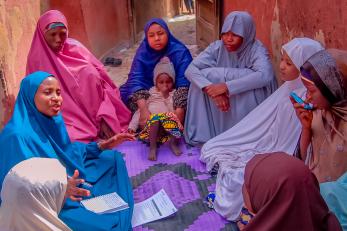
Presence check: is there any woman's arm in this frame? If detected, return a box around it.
[184,42,220,89]
[174,49,192,88]
[290,97,313,160]
[126,89,151,128]
[173,87,189,123]
[299,128,312,161]
[225,45,275,95]
[97,133,136,150]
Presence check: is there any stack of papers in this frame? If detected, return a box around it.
[81,192,129,214]
[80,189,177,228]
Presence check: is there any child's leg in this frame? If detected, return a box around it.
[148,121,160,161]
[170,136,182,156]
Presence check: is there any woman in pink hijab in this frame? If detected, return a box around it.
[26,10,131,142]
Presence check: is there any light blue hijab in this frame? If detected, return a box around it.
[0,71,134,230]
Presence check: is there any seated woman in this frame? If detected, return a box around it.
[200,38,323,220]
[0,71,135,231]
[240,153,342,231]
[184,11,277,146]
[293,49,347,228]
[26,10,131,142]
[120,18,192,126]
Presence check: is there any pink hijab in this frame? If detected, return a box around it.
[26,10,131,142]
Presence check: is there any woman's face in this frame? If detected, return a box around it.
[44,26,67,52]
[147,23,169,51]
[279,51,299,81]
[301,77,330,110]
[221,31,243,52]
[34,77,63,117]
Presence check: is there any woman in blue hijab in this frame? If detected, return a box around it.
[120,18,192,126]
[0,71,135,231]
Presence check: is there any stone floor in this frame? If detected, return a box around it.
[104,14,200,87]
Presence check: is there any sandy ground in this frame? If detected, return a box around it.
[105,15,200,87]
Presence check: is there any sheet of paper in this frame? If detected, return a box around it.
[131,189,177,227]
[81,192,129,214]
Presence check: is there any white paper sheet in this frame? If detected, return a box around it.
[131,189,178,227]
[81,192,129,214]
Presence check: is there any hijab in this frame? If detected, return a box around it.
[0,158,71,231]
[0,71,134,230]
[26,10,131,142]
[221,11,256,54]
[120,18,192,103]
[0,71,85,200]
[243,153,342,231]
[300,49,347,182]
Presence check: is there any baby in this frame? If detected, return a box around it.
[128,57,183,161]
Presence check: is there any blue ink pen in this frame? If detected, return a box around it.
[67,175,93,188]
[290,92,313,110]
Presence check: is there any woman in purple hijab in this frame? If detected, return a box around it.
[120,18,192,127]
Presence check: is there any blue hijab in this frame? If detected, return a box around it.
[0,71,134,230]
[120,18,192,103]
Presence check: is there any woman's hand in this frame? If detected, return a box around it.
[290,97,313,130]
[99,119,115,140]
[139,108,151,129]
[98,133,136,150]
[213,94,230,112]
[65,170,90,201]
[174,107,185,124]
[204,83,229,98]
[137,99,150,129]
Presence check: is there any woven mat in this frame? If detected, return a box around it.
[116,140,238,231]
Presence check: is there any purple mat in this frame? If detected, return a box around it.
[116,140,237,231]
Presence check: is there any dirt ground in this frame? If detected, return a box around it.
[105,15,200,87]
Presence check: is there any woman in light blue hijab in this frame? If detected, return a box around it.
[0,71,134,231]
[184,11,277,146]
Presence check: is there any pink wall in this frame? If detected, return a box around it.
[47,0,132,57]
[223,0,347,81]
[0,0,42,127]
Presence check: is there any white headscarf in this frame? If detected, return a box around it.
[282,37,324,69]
[200,37,324,221]
[0,158,71,231]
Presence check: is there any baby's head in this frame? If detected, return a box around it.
[153,57,175,93]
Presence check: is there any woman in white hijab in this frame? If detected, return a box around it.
[0,158,71,231]
[200,37,324,220]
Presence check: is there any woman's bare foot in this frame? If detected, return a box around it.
[170,138,182,156]
[148,147,157,161]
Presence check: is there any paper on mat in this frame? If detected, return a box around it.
[132,189,177,227]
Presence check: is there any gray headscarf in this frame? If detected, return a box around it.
[301,50,346,104]
[221,11,256,53]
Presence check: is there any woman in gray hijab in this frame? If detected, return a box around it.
[184,11,277,146]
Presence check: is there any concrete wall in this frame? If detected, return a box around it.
[0,0,41,127]
[45,0,132,58]
[133,0,180,37]
[223,0,347,83]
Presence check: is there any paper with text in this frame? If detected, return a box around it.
[132,189,177,227]
[81,192,129,214]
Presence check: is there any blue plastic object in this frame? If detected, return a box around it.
[290,92,313,110]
